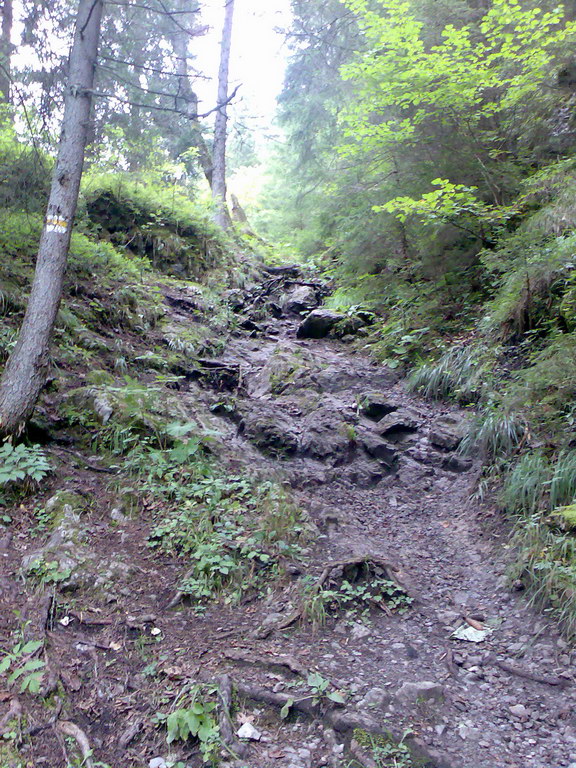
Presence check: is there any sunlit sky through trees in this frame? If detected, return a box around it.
[196,0,292,137]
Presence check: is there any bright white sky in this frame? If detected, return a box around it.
[194,0,292,137]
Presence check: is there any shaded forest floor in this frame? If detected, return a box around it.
[1,265,575,768]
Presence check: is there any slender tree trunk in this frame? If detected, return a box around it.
[0,0,13,104]
[0,0,104,435]
[170,20,214,185]
[212,0,234,230]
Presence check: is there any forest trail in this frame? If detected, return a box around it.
[1,267,575,768]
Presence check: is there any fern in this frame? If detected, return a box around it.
[0,443,51,485]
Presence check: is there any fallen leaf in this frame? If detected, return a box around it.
[269,749,286,759]
[464,616,485,631]
[452,624,492,643]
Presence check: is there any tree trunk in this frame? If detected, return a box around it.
[170,17,214,185]
[0,0,13,103]
[212,0,234,230]
[0,0,104,435]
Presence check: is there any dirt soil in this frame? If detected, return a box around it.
[1,269,575,768]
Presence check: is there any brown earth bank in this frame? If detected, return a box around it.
[1,266,575,768]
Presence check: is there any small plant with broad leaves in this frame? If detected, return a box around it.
[0,639,45,694]
[0,442,51,486]
[280,672,346,719]
[154,684,220,764]
[26,558,72,586]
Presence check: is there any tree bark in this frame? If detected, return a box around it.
[0,0,104,435]
[0,0,13,103]
[170,15,214,185]
[212,0,234,230]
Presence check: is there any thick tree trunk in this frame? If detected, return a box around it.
[0,0,13,103]
[212,0,234,230]
[0,0,104,435]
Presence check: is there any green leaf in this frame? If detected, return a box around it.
[327,691,346,704]
[280,698,294,719]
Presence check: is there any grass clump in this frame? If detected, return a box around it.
[408,343,494,403]
[460,410,526,460]
[500,451,552,516]
[500,448,576,638]
[510,516,576,641]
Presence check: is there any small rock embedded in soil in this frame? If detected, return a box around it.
[149,759,167,768]
[395,681,444,704]
[237,722,262,740]
[509,704,529,719]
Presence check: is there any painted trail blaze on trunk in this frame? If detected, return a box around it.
[0,0,104,435]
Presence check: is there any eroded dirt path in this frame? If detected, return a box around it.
[1,269,575,768]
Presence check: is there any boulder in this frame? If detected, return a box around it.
[297,309,345,339]
[359,431,398,467]
[359,392,400,420]
[376,407,422,439]
[395,681,444,705]
[300,408,354,463]
[281,285,318,315]
[429,413,470,451]
[240,406,300,457]
[330,315,366,338]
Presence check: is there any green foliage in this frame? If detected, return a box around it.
[0,121,51,213]
[0,443,51,485]
[155,684,220,764]
[81,172,228,275]
[125,436,307,603]
[350,728,414,768]
[0,640,45,694]
[25,558,72,586]
[409,343,494,402]
[460,411,526,459]
[510,515,576,640]
[301,565,412,630]
[500,452,551,516]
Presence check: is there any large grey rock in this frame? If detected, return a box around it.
[240,405,300,457]
[297,309,345,339]
[330,315,366,338]
[395,681,444,704]
[429,413,470,451]
[282,285,318,315]
[359,392,399,420]
[300,407,354,462]
[358,687,391,712]
[359,431,398,467]
[376,407,422,437]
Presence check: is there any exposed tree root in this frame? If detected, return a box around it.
[484,653,572,688]
[223,648,307,676]
[56,720,94,768]
[234,680,453,768]
[215,674,247,758]
[0,697,22,732]
[273,554,409,632]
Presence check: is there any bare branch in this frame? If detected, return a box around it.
[92,82,241,119]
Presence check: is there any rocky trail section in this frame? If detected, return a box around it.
[1,266,575,768]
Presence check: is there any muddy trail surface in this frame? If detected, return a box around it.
[1,266,575,768]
